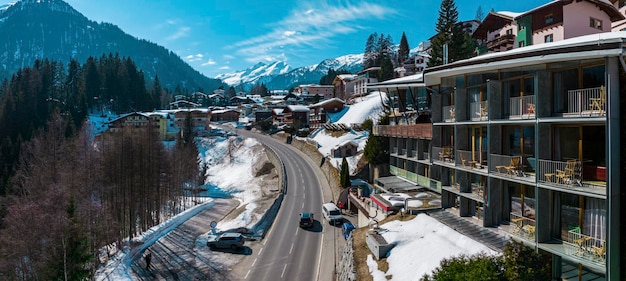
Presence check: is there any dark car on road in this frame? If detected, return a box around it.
[341,220,355,239]
[299,212,314,228]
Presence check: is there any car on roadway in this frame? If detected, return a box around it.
[322,202,343,225]
[207,232,245,250]
[341,220,355,239]
[299,212,314,228]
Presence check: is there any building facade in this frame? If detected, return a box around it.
[421,32,624,280]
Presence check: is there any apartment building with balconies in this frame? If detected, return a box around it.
[424,31,625,280]
[368,74,435,194]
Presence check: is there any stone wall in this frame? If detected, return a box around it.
[338,235,357,281]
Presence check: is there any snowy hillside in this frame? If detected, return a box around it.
[310,91,387,174]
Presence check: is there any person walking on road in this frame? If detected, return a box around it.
[145,250,152,270]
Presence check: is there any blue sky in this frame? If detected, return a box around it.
[59,0,548,78]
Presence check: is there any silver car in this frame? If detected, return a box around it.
[207,232,245,250]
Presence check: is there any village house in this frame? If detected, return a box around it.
[308,98,346,129]
[332,74,357,100]
[210,108,240,122]
[282,105,310,128]
[331,140,358,158]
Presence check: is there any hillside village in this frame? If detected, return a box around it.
[94,1,626,280]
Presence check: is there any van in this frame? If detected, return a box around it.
[322,202,343,225]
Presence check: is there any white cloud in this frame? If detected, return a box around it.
[201,59,217,66]
[228,1,394,63]
[186,53,204,62]
[166,26,190,41]
[223,54,235,60]
[219,66,231,70]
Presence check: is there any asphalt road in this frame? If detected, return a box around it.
[233,130,340,281]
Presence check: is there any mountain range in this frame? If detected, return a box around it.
[0,0,365,93]
[0,0,225,91]
[216,54,363,91]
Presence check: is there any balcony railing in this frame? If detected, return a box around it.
[470,101,488,121]
[537,159,582,186]
[373,124,432,138]
[510,95,535,119]
[421,152,430,161]
[443,105,455,122]
[566,86,605,117]
[564,228,605,265]
[510,212,536,240]
[391,147,398,155]
[400,148,407,155]
[486,34,516,51]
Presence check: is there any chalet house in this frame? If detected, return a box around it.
[207,93,225,106]
[272,108,285,125]
[332,74,357,100]
[107,112,156,132]
[331,140,358,158]
[308,98,346,129]
[190,92,208,105]
[230,96,253,105]
[174,109,211,132]
[169,100,200,110]
[515,0,622,47]
[295,84,335,100]
[473,11,519,53]
[282,105,310,128]
[211,109,240,122]
[473,0,623,54]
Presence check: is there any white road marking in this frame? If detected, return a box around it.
[301,202,304,208]
[252,258,257,267]
[281,264,288,278]
[295,227,299,236]
[315,234,323,281]
[245,269,250,279]
[258,247,263,255]
[289,243,294,254]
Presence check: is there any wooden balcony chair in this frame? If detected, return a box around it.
[439,147,452,162]
[555,160,577,185]
[449,108,455,122]
[480,103,488,119]
[588,85,606,116]
[499,157,521,176]
[592,241,606,262]
[526,103,536,118]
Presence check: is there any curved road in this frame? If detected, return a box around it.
[233,130,339,281]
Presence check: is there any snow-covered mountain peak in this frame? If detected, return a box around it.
[216,53,363,90]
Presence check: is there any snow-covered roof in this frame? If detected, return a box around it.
[498,11,522,18]
[287,105,310,112]
[425,31,626,85]
[310,97,345,108]
[272,108,284,115]
[368,73,424,89]
[335,140,357,148]
[212,109,238,114]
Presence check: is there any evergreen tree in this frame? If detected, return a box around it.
[340,157,350,188]
[53,196,93,281]
[398,32,410,66]
[428,0,474,67]
[379,53,395,82]
[476,5,484,21]
[363,32,379,69]
[364,115,389,165]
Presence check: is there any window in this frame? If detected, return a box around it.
[544,34,553,43]
[589,17,603,30]
[518,41,525,48]
[545,14,553,25]
[506,29,513,35]
[518,25,526,31]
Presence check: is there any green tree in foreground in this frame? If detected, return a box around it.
[340,157,350,188]
[421,241,552,281]
[364,115,389,165]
